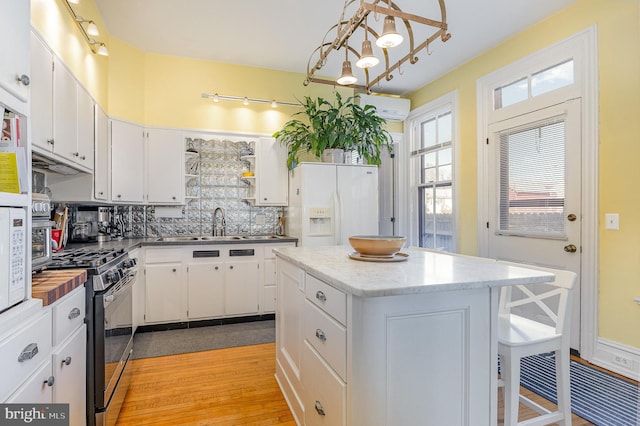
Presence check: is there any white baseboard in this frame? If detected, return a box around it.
[591,337,640,381]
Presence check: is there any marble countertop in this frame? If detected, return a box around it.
[274,245,555,297]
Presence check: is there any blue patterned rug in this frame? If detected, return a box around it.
[520,353,639,425]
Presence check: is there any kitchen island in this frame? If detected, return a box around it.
[274,245,554,426]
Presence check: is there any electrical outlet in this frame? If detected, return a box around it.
[255,214,265,225]
[613,355,632,368]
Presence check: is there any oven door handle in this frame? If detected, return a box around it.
[104,271,136,308]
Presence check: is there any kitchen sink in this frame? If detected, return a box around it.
[155,235,243,242]
[199,236,243,240]
[242,235,281,240]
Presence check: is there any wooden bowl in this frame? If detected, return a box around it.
[348,235,406,257]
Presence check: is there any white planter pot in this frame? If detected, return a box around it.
[321,149,345,164]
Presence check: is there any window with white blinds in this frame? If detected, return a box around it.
[497,115,566,237]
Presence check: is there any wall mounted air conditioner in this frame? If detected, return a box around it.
[359,94,411,122]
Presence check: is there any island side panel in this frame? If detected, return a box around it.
[348,288,493,426]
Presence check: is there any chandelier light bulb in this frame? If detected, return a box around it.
[376,16,403,48]
[336,60,358,86]
[355,39,379,69]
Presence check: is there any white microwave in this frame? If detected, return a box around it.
[0,207,27,312]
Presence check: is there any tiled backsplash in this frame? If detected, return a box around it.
[70,137,284,238]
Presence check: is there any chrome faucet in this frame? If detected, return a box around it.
[213,207,226,236]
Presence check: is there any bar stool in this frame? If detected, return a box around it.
[496,261,577,426]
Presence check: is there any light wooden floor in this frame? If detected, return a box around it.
[116,343,595,425]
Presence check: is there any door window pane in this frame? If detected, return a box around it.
[497,117,566,237]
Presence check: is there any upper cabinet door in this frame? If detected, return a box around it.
[76,86,95,171]
[146,128,183,204]
[52,58,78,164]
[0,0,30,107]
[94,105,109,201]
[256,137,288,206]
[111,120,145,203]
[29,32,53,152]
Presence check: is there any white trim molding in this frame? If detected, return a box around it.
[476,26,599,361]
[594,338,640,382]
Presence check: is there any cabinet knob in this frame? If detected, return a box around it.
[117,194,122,198]
[214,266,219,270]
[314,400,326,416]
[47,139,55,146]
[44,376,55,387]
[15,74,30,86]
[315,291,327,302]
[80,155,86,160]
[73,152,79,157]
[315,328,327,342]
[263,198,267,201]
[172,196,176,200]
[229,265,234,270]
[98,191,104,195]
[62,356,72,366]
[172,268,177,272]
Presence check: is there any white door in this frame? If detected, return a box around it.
[336,165,379,245]
[487,99,581,350]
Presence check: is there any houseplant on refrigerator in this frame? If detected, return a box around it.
[273,93,392,169]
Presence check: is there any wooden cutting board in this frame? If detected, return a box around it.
[32,269,87,306]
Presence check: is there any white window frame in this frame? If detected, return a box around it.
[476,27,598,361]
[402,91,459,250]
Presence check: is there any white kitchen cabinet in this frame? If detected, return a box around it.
[187,262,225,319]
[30,31,94,172]
[4,287,87,426]
[53,57,78,165]
[274,258,305,424]
[52,325,86,425]
[256,137,288,205]
[146,128,184,204]
[145,263,183,323]
[94,105,110,200]
[30,32,53,152]
[0,0,30,107]
[111,119,145,203]
[225,261,259,316]
[76,86,95,170]
[263,243,296,313]
[242,137,288,206]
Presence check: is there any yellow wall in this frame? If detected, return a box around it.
[408,0,640,348]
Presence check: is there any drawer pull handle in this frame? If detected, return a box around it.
[44,376,55,387]
[315,291,327,302]
[62,356,72,366]
[314,400,326,416]
[68,307,81,319]
[315,328,327,342]
[18,343,39,362]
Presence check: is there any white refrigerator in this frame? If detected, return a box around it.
[287,163,379,246]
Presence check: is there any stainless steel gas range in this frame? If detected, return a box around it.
[48,247,137,426]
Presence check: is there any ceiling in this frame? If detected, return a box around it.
[94,0,577,96]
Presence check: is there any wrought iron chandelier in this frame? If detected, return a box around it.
[304,0,451,93]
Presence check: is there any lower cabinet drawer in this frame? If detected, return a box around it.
[52,286,85,347]
[0,310,52,400]
[302,341,346,426]
[303,300,346,381]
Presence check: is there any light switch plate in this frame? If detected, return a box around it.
[605,213,619,230]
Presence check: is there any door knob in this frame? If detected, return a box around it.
[567,213,577,222]
[564,244,577,253]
